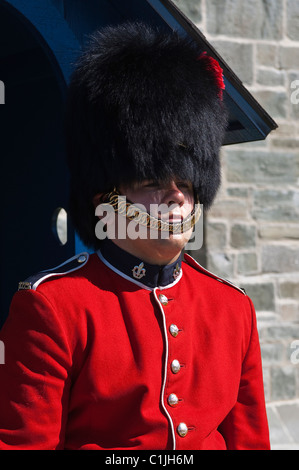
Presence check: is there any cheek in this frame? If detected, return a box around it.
[127,191,161,212]
[183,195,194,213]
[188,192,195,205]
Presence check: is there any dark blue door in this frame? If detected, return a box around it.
[0,2,76,326]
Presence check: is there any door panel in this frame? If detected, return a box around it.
[0,4,74,326]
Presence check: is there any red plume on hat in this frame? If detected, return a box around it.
[197,51,225,100]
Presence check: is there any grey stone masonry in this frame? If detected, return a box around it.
[173,0,299,421]
[267,400,299,449]
[206,0,283,40]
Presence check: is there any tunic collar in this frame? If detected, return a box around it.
[98,238,182,289]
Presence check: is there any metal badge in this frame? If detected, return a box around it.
[173,263,181,280]
[18,281,32,291]
[132,262,146,280]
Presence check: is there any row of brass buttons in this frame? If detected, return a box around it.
[159,293,188,439]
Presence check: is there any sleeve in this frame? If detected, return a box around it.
[219,296,271,450]
[0,289,73,449]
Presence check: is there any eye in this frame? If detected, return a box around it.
[143,181,160,189]
[177,181,193,191]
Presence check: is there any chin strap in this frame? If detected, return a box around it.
[101,189,202,234]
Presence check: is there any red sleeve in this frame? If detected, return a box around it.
[219,296,270,450]
[0,290,72,449]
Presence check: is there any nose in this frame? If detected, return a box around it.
[162,181,185,207]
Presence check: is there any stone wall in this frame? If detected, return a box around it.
[173,0,299,403]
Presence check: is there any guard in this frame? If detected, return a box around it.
[0,21,270,450]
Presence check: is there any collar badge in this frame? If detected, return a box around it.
[173,263,181,280]
[132,262,146,280]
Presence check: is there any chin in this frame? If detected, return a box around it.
[149,230,192,256]
[116,226,193,265]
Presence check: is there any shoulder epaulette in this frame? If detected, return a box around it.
[184,253,246,295]
[18,252,89,291]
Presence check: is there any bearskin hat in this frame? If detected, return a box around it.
[65,21,228,249]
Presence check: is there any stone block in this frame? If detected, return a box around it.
[262,246,299,273]
[226,150,297,184]
[279,281,299,300]
[227,187,249,198]
[271,138,299,149]
[270,121,297,138]
[230,224,256,248]
[287,0,299,41]
[271,366,297,401]
[240,282,275,311]
[257,44,277,67]
[278,47,299,71]
[258,224,299,240]
[237,252,258,275]
[261,322,299,340]
[253,189,299,223]
[260,342,284,364]
[205,222,227,250]
[206,0,283,39]
[208,199,249,219]
[276,403,299,443]
[233,139,268,150]
[266,406,293,445]
[279,301,299,322]
[257,68,286,87]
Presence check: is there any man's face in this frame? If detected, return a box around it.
[120,179,194,224]
[113,179,195,265]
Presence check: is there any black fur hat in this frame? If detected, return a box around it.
[65,21,228,249]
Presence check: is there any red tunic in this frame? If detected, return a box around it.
[0,251,270,450]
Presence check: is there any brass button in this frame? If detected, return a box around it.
[169,324,179,337]
[159,294,168,306]
[171,359,181,374]
[167,393,179,407]
[78,254,87,263]
[177,422,188,437]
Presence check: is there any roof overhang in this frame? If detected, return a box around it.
[109,0,278,144]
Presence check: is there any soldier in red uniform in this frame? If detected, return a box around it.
[0,22,270,450]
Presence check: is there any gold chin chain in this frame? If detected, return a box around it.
[101,189,202,234]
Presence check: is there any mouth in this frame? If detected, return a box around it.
[158,214,189,234]
[161,213,184,223]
